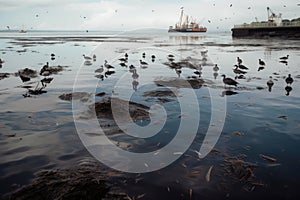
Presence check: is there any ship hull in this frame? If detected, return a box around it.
[168,28,207,33]
[231,26,300,38]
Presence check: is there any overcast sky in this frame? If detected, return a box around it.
[0,0,299,31]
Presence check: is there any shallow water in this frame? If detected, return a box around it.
[0,29,300,199]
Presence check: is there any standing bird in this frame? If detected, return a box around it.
[142,52,146,59]
[0,58,3,68]
[259,59,265,66]
[95,65,104,73]
[104,60,114,70]
[40,62,49,75]
[285,74,293,85]
[125,53,128,59]
[140,60,148,68]
[213,64,219,71]
[280,55,289,60]
[151,54,156,62]
[237,57,243,65]
[83,54,92,60]
[267,76,274,92]
[258,59,265,71]
[221,74,238,88]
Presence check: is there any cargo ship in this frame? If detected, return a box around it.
[231,7,300,38]
[168,7,207,33]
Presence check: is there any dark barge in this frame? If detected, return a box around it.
[231,7,300,38]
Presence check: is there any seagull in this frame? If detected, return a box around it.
[140,60,148,67]
[237,57,243,65]
[95,65,104,73]
[285,74,293,85]
[40,62,49,75]
[267,76,274,92]
[104,60,114,70]
[129,64,136,70]
[280,55,289,60]
[259,59,265,66]
[213,64,219,71]
[221,74,238,88]
[83,54,92,60]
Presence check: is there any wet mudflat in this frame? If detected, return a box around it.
[0,30,300,199]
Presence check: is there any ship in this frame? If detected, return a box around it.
[231,7,300,38]
[168,7,207,33]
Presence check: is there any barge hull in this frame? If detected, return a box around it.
[231,26,300,38]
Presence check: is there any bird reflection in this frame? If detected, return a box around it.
[279,60,288,65]
[213,72,218,80]
[132,68,139,79]
[285,85,292,96]
[175,68,182,77]
[284,74,293,96]
[233,65,247,75]
[235,74,246,80]
[267,76,274,92]
[95,74,104,81]
[285,74,293,85]
[132,79,139,91]
[23,81,48,98]
[221,90,238,97]
[151,55,156,63]
[41,77,53,86]
[104,70,115,78]
[130,67,139,91]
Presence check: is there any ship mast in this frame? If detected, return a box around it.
[179,7,184,28]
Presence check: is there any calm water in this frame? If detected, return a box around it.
[0,29,300,199]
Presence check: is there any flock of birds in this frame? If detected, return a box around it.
[81,51,295,96]
[1,50,295,98]
[219,55,294,95]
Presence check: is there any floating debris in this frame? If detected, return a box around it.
[278,115,288,120]
[233,131,244,136]
[259,154,277,162]
[205,165,213,182]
